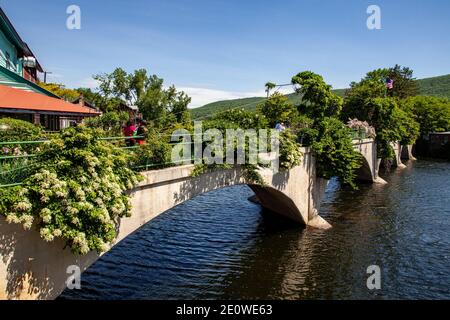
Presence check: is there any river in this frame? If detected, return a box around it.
[60,160,450,299]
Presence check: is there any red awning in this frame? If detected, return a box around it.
[0,84,100,115]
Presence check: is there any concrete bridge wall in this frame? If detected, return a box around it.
[352,139,386,184]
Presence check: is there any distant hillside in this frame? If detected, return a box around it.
[417,74,450,98]
[190,97,265,120]
[190,74,450,119]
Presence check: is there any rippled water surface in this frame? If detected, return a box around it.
[61,160,450,299]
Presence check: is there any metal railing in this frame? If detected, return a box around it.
[0,134,196,187]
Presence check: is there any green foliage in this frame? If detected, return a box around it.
[257,93,298,127]
[279,130,303,169]
[75,88,104,109]
[94,68,192,127]
[131,132,172,169]
[402,96,450,134]
[299,117,362,187]
[190,97,265,120]
[242,164,266,185]
[0,118,44,143]
[351,97,419,158]
[190,163,232,178]
[204,108,268,131]
[195,108,303,184]
[291,71,343,118]
[342,66,422,159]
[289,72,361,186]
[341,79,386,121]
[417,74,450,99]
[84,111,130,135]
[0,118,45,185]
[395,107,420,145]
[0,126,142,254]
[190,74,450,120]
[361,65,419,99]
[37,82,80,101]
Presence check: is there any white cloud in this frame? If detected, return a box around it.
[77,78,99,89]
[180,86,297,108]
[46,73,64,80]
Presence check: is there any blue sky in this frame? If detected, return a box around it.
[1,0,450,107]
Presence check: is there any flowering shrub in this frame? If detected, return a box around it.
[0,126,142,254]
[347,118,376,139]
[279,130,303,169]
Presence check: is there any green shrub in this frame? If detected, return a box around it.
[0,118,43,142]
[84,111,129,135]
[0,118,44,155]
[301,117,362,187]
[0,126,142,254]
[132,133,173,169]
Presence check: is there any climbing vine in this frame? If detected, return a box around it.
[290,71,363,187]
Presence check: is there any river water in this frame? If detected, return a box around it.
[60,160,450,300]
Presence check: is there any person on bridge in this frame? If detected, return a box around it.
[275,122,286,132]
[123,121,137,147]
[136,120,148,146]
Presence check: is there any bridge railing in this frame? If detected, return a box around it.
[0,135,159,187]
[1,130,368,187]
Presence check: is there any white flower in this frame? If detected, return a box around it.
[6,214,20,224]
[40,228,54,242]
[22,215,34,230]
[53,229,62,237]
[67,206,79,215]
[55,190,67,198]
[40,208,51,215]
[14,201,31,212]
[42,214,52,224]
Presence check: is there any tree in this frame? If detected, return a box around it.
[344,65,418,104]
[37,82,80,101]
[75,88,103,109]
[402,96,450,135]
[265,82,276,97]
[257,92,298,127]
[342,65,421,159]
[93,68,192,127]
[291,71,361,187]
[291,71,343,118]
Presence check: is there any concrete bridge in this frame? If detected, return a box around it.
[0,139,409,300]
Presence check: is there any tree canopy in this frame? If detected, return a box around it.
[93,68,191,127]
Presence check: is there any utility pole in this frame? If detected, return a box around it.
[44,71,52,83]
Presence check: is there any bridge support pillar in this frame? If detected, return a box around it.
[401,145,417,161]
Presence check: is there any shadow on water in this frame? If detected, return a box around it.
[60,160,450,300]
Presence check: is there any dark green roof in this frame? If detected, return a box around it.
[0,65,59,98]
